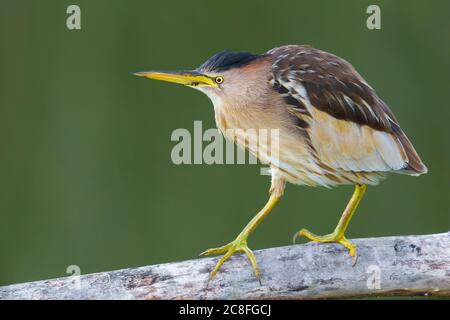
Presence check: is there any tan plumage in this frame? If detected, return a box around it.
[135,45,428,280]
[202,45,427,190]
[266,45,427,187]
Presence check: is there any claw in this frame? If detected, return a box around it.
[292,232,298,244]
[199,243,231,257]
[292,228,310,244]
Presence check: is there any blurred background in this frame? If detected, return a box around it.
[0,0,449,285]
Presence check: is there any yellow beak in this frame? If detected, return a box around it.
[133,70,216,87]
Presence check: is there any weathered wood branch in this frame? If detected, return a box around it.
[0,232,449,300]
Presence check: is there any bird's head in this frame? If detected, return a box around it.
[134,50,271,108]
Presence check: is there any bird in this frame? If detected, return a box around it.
[134,45,427,280]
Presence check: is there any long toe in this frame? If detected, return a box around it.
[199,243,232,256]
[294,228,357,259]
[201,237,260,280]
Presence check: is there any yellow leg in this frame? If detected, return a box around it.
[294,184,367,259]
[200,195,281,280]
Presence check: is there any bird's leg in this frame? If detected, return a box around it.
[294,184,367,259]
[200,194,281,280]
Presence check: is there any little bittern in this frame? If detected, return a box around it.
[135,45,427,280]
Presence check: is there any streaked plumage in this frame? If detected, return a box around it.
[268,45,426,184]
[194,46,427,189]
[135,45,427,280]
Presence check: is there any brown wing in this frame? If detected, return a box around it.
[268,45,427,174]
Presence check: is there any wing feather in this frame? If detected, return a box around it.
[269,45,427,175]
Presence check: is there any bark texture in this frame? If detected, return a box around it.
[0,233,449,299]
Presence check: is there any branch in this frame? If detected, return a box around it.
[1,233,449,299]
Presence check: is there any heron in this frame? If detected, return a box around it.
[134,45,427,280]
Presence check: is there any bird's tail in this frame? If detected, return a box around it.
[392,123,428,175]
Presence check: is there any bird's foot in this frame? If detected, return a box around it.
[293,228,357,263]
[199,234,260,280]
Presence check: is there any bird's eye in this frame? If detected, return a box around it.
[215,76,224,84]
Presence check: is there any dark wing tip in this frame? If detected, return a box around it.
[391,122,428,175]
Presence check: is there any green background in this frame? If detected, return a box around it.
[0,0,449,286]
